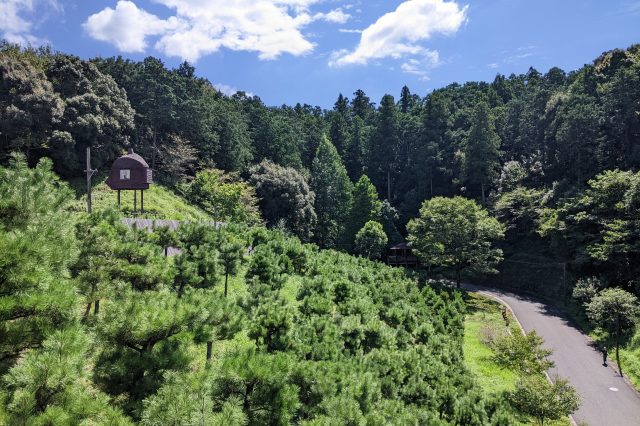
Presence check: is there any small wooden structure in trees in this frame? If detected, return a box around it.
[106,148,152,212]
[386,242,418,267]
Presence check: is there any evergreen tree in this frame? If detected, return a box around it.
[329,94,351,160]
[369,95,400,201]
[218,233,244,297]
[311,136,353,248]
[0,155,78,363]
[352,89,374,122]
[418,91,451,199]
[463,101,501,204]
[399,85,418,114]
[346,115,369,180]
[344,175,382,249]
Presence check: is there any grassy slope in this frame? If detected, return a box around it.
[619,335,640,389]
[463,293,519,394]
[68,175,212,221]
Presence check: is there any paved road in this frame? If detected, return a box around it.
[463,284,640,426]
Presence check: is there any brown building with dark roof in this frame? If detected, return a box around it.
[106,148,152,211]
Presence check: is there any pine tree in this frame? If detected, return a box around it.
[218,234,244,297]
[0,155,78,363]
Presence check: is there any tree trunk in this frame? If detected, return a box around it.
[224,273,229,298]
[164,246,168,257]
[430,176,434,199]
[481,181,486,205]
[206,341,213,361]
[84,303,92,319]
[152,127,157,171]
[616,315,623,377]
[94,299,100,315]
[387,168,391,201]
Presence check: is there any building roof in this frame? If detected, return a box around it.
[113,148,149,168]
[390,242,412,250]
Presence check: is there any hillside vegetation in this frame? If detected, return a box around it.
[68,174,212,221]
[1,156,518,424]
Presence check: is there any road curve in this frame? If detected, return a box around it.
[463,283,640,426]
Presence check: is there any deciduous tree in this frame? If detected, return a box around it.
[407,196,504,287]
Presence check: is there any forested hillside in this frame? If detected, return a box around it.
[2,42,639,262]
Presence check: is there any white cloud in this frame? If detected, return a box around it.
[83,1,180,53]
[318,8,351,24]
[487,63,499,69]
[0,0,59,45]
[84,0,348,62]
[400,50,439,80]
[330,0,467,67]
[338,28,362,34]
[214,83,254,97]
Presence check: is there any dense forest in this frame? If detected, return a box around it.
[1,40,640,423]
[2,42,640,283]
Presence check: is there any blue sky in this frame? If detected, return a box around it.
[1,0,639,108]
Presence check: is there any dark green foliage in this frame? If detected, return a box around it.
[249,159,316,241]
[45,54,135,177]
[0,53,63,162]
[311,136,353,248]
[7,41,640,425]
[368,94,400,201]
[541,169,640,289]
[329,93,351,160]
[463,101,501,204]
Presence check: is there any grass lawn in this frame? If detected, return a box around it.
[463,293,520,395]
[620,337,640,389]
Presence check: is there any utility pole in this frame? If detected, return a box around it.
[84,147,98,214]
